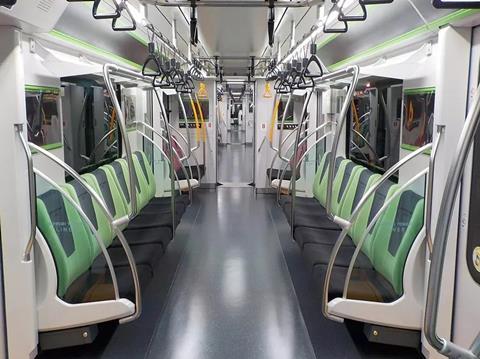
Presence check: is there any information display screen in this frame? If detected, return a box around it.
[433,0,480,8]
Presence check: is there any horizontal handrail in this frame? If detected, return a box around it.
[28,142,142,323]
[34,169,120,300]
[321,141,432,322]
[16,124,36,262]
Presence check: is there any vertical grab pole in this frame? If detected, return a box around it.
[154,89,177,236]
[177,93,192,157]
[425,125,444,254]
[325,66,359,218]
[277,94,292,158]
[16,124,36,262]
[424,86,480,359]
[289,88,313,234]
[103,64,138,218]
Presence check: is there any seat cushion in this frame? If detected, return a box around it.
[279,196,317,209]
[302,243,373,270]
[289,212,340,231]
[127,211,177,230]
[266,168,294,181]
[113,226,173,251]
[149,195,190,207]
[63,265,153,304]
[283,201,327,218]
[176,164,205,180]
[143,199,186,217]
[92,244,164,275]
[312,264,397,302]
[294,227,353,249]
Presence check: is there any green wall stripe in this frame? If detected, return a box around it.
[31,143,63,153]
[49,29,143,70]
[25,85,60,94]
[404,87,436,95]
[328,9,480,71]
[401,143,431,155]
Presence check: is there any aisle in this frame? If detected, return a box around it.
[146,188,316,359]
[217,128,253,184]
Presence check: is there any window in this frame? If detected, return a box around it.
[62,81,121,174]
[348,76,403,173]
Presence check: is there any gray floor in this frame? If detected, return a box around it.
[217,129,253,184]
[146,188,316,359]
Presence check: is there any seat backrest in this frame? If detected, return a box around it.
[82,168,129,228]
[37,189,94,297]
[314,156,345,206]
[370,190,425,295]
[312,152,331,201]
[104,158,149,213]
[338,168,376,232]
[63,180,114,256]
[351,180,397,259]
[133,151,156,199]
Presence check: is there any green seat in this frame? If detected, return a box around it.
[82,168,130,230]
[104,158,150,213]
[37,189,95,297]
[370,190,425,295]
[63,180,114,258]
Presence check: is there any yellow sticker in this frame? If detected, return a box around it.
[263,82,273,98]
[198,82,208,98]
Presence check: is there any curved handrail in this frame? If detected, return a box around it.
[276,130,333,203]
[268,116,310,186]
[325,66,360,218]
[134,127,192,202]
[279,91,313,162]
[133,122,185,196]
[321,142,432,322]
[424,84,480,359]
[351,128,379,163]
[16,124,36,262]
[168,124,202,182]
[28,142,142,323]
[350,140,370,163]
[88,127,118,164]
[284,131,334,213]
[287,119,333,227]
[35,169,120,301]
[342,168,429,301]
[103,64,138,219]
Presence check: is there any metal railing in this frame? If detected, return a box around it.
[28,142,142,323]
[321,142,433,322]
[424,85,480,359]
[325,66,360,218]
[16,124,36,262]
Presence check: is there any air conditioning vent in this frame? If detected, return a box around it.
[37,0,55,12]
